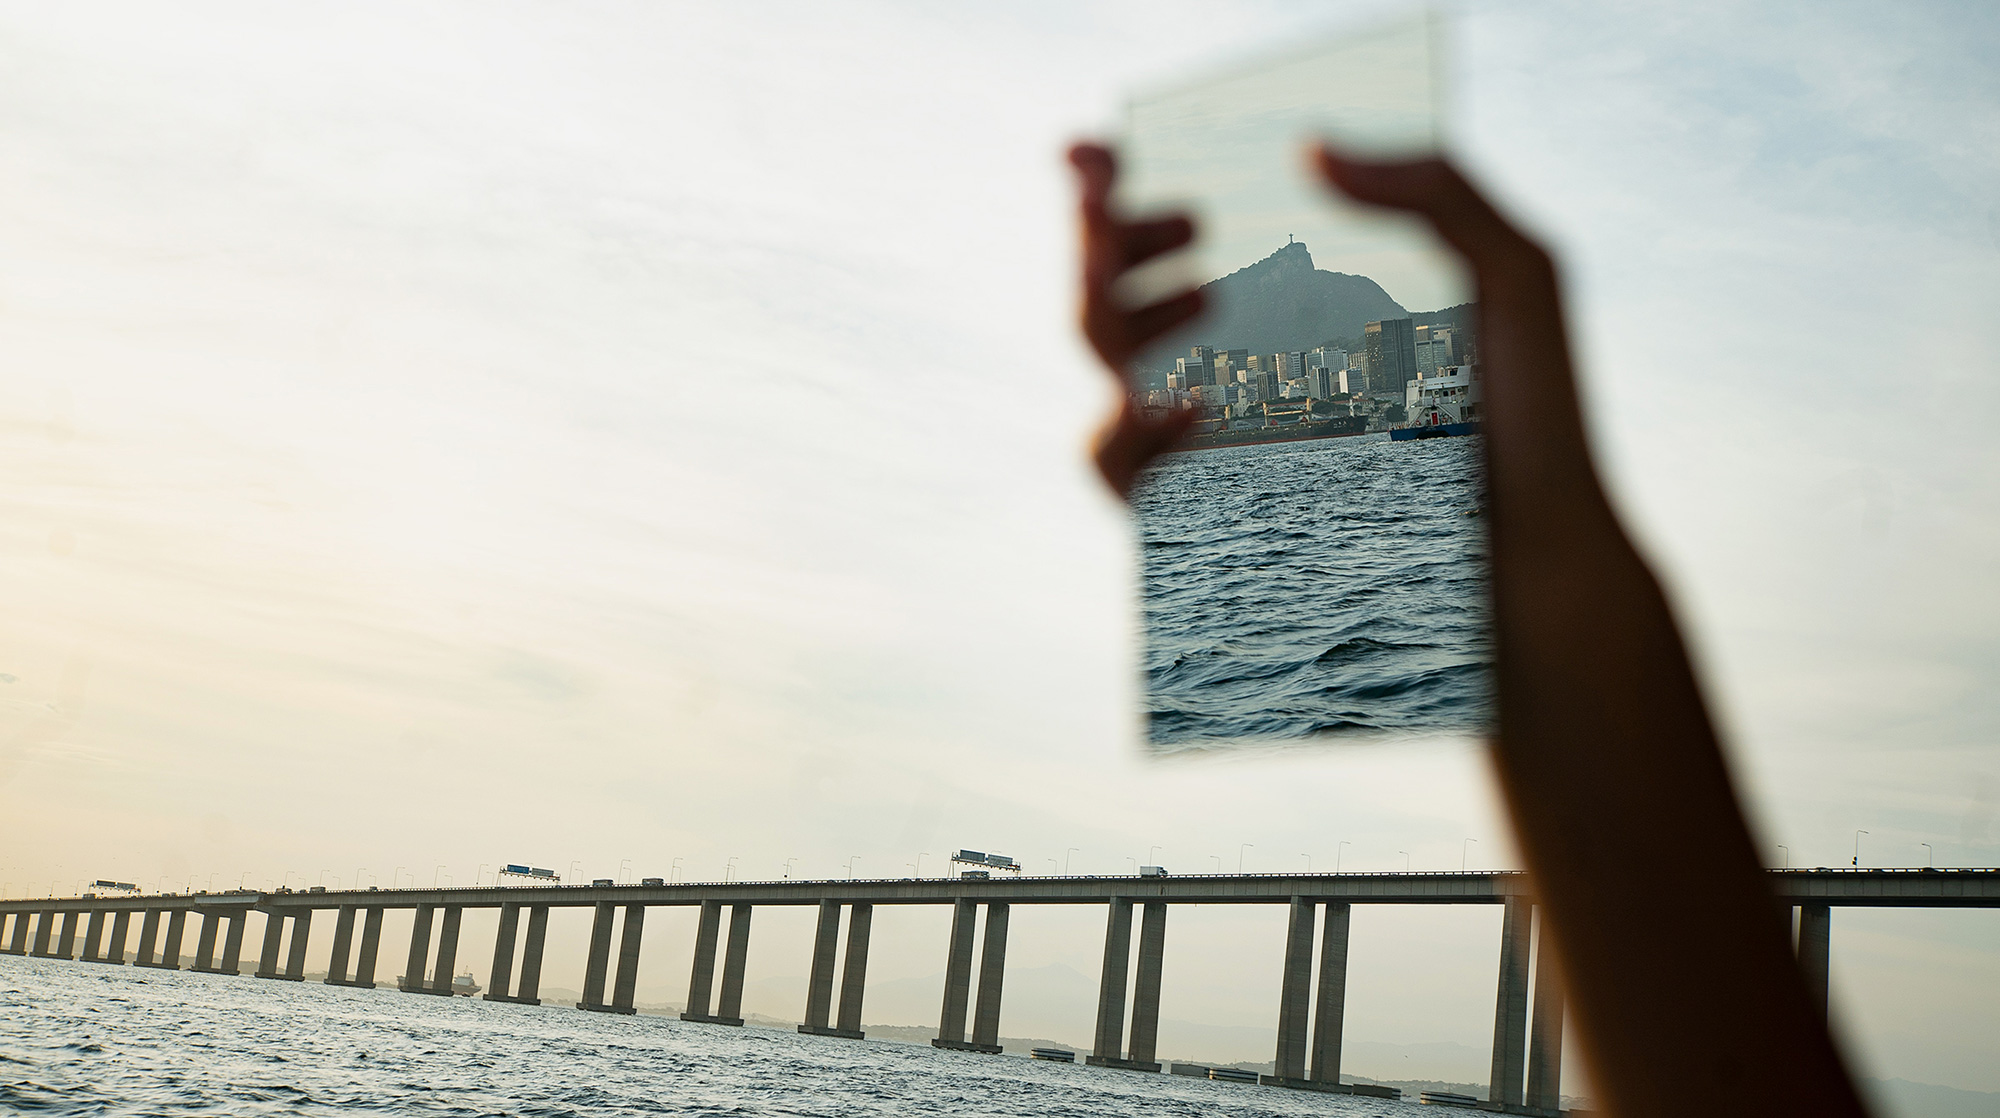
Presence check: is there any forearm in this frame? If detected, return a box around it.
[1478,258,1866,1118]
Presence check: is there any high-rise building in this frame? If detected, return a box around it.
[1186,347,1215,387]
[1309,347,1349,374]
[1364,319,1418,397]
[1306,367,1337,399]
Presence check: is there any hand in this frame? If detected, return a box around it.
[1067,142,1206,499]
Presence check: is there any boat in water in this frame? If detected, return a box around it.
[451,972,481,997]
[1175,413,1370,453]
[1392,364,1481,441]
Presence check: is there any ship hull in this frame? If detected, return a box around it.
[1390,421,1481,441]
[1172,416,1371,453]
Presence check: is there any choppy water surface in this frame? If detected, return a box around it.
[3,955,1430,1116]
[1135,435,1492,750]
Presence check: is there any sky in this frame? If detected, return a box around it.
[0,0,1996,1106]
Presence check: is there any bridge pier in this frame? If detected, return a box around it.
[577,901,615,1011]
[54,911,79,959]
[286,910,314,981]
[132,910,166,967]
[1309,902,1352,1086]
[1525,912,1566,1116]
[79,911,109,963]
[836,903,874,1037]
[485,903,519,1000]
[801,900,842,1034]
[29,911,55,957]
[2,912,25,955]
[970,902,1012,1053]
[1125,901,1166,1069]
[800,900,874,1040]
[256,911,286,978]
[428,907,461,994]
[190,911,223,971]
[681,900,723,1022]
[105,911,133,965]
[1797,902,1831,1021]
[401,903,435,992]
[1086,896,1160,1070]
[581,903,643,1014]
[1488,897,1534,1109]
[355,907,384,987]
[715,903,752,1024]
[930,900,1011,1053]
[611,905,644,1012]
[1260,901,1386,1097]
[162,910,188,968]
[937,898,977,1046]
[1273,897,1316,1080]
[682,902,750,1025]
[325,906,357,985]
[219,912,246,974]
[485,903,546,1004]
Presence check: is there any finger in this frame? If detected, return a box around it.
[1118,215,1195,270]
[1069,142,1116,218]
[1094,406,1198,499]
[1123,289,1205,349]
[1311,144,1539,269]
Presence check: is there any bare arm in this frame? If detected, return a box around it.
[1311,151,1866,1118]
[1068,142,1869,1118]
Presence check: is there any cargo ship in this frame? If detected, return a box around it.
[1172,414,1370,453]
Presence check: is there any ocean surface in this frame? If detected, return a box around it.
[3,953,1431,1117]
[1134,434,1492,751]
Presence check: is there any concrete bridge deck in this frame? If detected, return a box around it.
[5,866,1992,914]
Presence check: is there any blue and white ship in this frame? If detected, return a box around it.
[1392,364,1481,441]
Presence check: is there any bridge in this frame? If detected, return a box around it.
[4,868,1994,1115]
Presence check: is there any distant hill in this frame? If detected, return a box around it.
[1132,241,1476,383]
[1134,241,1404,373]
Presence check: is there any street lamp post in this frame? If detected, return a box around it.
[844,855,861,880]
[1462,838,1478,872]
[784,857,800,880]
[1065,848,1080,875]
[1398,850,1410,873]
[1209,855,1222,873]
[1300,854,1312,873]
[1238,843,1254,874]
[1148,845,1162,866]
[916,852,929,877]
[393,866,406,890]
[618,859,633,885]
[1853,830,1869,867]
[1777,845,1790,870]
[1337,840,1351,874]
[670,858,684,884]
[725,857,739,883]
[1920,842,1934,868]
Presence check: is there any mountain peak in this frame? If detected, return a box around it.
[1133,241,1407,370]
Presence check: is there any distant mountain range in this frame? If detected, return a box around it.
[1132,241,1474,383]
